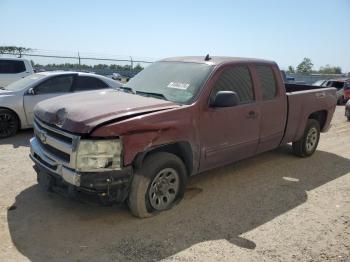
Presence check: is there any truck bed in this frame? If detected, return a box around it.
[281,86,337,145]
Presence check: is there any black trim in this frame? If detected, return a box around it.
[33,161,133,203]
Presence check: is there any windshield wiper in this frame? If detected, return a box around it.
[118,86,136,93]
[135,91,168,101]
[118,86,168,101]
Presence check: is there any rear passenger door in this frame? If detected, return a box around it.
[0,60,30,87]
[74,76,109,92]
[253,65,287,153]
[200,65,261,171]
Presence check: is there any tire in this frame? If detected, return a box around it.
[292,119,320,157]
[128,152,187,218]
[0,109,19,138]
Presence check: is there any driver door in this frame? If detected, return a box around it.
[199,65,260,171]
[23,74,76,125]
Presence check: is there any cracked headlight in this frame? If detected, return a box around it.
[76,139,122,172]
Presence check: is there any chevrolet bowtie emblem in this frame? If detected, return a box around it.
[38,130,47,144]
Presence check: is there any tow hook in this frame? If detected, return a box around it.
[99,178,112,205]
[106,178,111,196]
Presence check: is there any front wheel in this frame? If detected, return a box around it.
[128,152,187,218]
[0,109,19,138]
[292,119,320,157]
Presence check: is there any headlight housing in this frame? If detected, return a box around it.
[76,139,122,172]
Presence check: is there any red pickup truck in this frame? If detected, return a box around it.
[30,56,337,217]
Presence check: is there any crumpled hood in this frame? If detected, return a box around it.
[34,89,180,134]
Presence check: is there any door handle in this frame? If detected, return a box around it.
[246,111,258,119]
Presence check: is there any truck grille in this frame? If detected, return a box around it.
[33,117,80,169]
[36,138,71,162]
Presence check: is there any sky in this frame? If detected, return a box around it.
[0,0,349,71]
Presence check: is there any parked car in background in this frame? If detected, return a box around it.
[0,71,121,138]
[322,78,350,104]
[312,79,327,86]
[30,56,337,218]
[0,58,34,87]
[345,100,350,121]
[111,72,130,83]
[344,80,350,102]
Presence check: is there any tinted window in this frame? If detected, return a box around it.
[0,60,26,74]
[327,81,344,90]
[256,66,277,100]
[212,66,254,104]
[35,75,74,94]
[345,81,350,89]
[75,76,108,91]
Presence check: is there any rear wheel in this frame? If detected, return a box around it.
[292,119,320,157]
[128,152,187,218]
[0,109,19,138]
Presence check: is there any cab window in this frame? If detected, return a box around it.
[256,66,277,100]
[212,66,254,104]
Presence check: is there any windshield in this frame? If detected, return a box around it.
[312,80,325,86]
[126,61,214,104]
[4,74,46,91]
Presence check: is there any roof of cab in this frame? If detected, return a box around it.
[160,56,276,66]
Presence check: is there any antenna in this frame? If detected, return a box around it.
[204,54,211,61]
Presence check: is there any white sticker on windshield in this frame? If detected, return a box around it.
[167,82,190,90]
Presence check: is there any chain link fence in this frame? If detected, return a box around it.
[1,50,155,77]
[286,73,348,85]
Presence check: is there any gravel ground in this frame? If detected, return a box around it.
[0,106,349,262]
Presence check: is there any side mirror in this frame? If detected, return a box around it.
[27,87,35,95]
[211,91,239,107]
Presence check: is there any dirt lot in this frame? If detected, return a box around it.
[0,106,349,262]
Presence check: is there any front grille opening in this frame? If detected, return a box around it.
[34,119,73,144]
[36,136,71,163]
[34,153,57,170]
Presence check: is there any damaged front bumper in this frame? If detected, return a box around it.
[30,137,133,202]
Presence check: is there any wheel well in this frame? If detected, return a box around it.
[0,107,21,129]
[308,110,327,130]
[134,142,194,176]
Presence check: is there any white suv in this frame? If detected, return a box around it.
[0,58,34,87]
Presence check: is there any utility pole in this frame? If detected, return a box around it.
[78,52,81,69]
[130,56,133,69]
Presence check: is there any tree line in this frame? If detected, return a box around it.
[32,62,144,72]
[287,57,343,75]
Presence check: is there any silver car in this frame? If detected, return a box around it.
[0,71,121,138]
[322,78,350,105]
